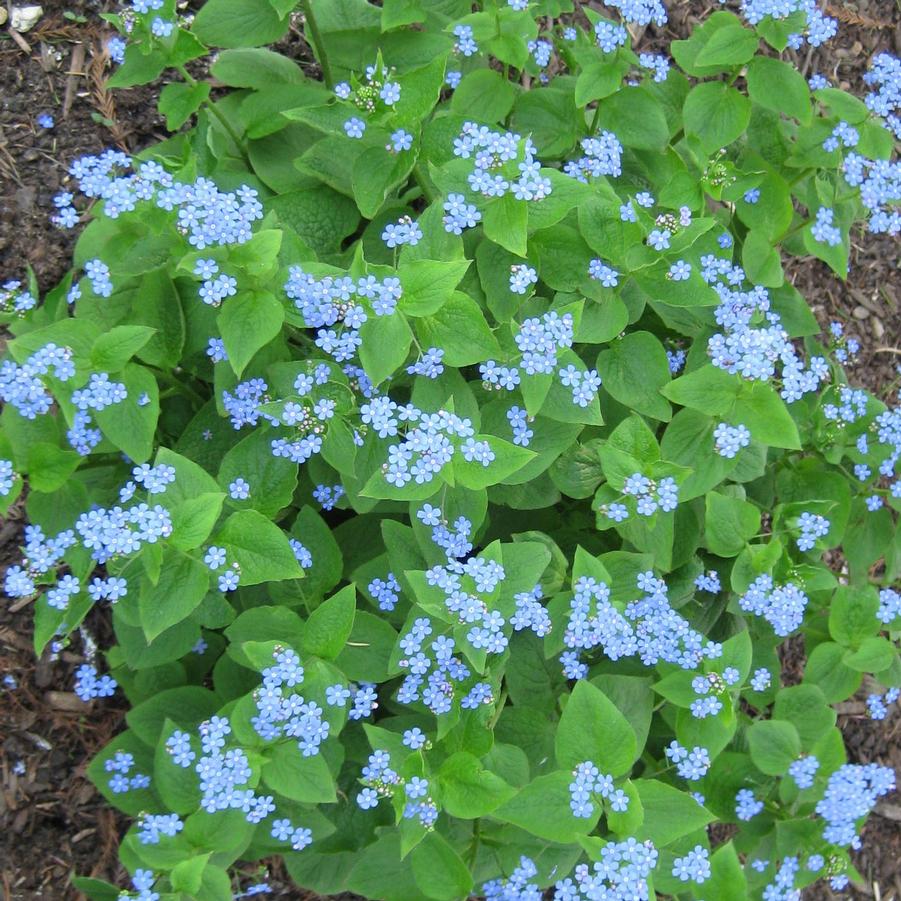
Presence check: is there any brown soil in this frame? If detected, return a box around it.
[0,2,898,899]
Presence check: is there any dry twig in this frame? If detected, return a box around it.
[824,5,894,29]
[63,42,86,119]
[88,42,128,149]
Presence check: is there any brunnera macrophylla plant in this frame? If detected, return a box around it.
[2,0,900,898]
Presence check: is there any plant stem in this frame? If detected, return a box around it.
[412,163,438,204]
[301,0,333,88]
[177,64,250,166]
[467,819,481,866]
[487,688,507,730]
[589,102,602,135]
[152,367,207,407]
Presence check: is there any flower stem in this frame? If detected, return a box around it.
[177,65,249,166]
[301,0,333,89]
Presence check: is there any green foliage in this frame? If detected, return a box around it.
[3,2,899,900]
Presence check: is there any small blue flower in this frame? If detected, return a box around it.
[344,117,366,139]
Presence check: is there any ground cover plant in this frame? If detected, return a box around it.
[1,0,900,898]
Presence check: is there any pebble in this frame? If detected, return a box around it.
[10,5,43,33]
[872,317,885,340]
[853,305,870,320]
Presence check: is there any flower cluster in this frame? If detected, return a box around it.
[74,663,118,701]
[55,151,263,247]
[738,575,810,636]
[713,422,752,459]
[568,761,629,818]
[1,279,37,315]
[453,122,552,203]
[105,751,150,794]
[739,0,836,47]
[796,511,830,551]
[863,52,900,140]
[561,572,721,680]
[706,261,829,401]
[672,845,710,883]
[355,750,438,828]
[816,764,896,846]
[664,742,711,781]
[563,133,624,181]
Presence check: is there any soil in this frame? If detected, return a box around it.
[0,2,898,900]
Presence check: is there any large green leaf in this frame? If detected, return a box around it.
[193,0,290,48]
[556,680,637,776]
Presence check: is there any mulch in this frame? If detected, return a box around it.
[0,1,898,899]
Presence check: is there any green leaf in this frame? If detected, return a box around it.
[829,586,880,648]
[410,831,473,901]
[334,611,398,682]
[291,506,343,603]
[451,68,517,123]
[107,44,168,89]
[214,510,304,585]
[493,771,600,843]
[90,325,156,372]
[359,312,413,385]
[158,82,211,131]
[70,878,121,901]
[693,23,759,67]
[171,854,212,895]
[803,641,862,703]
[735,171,794,240]
[301,584,357,660]
[575,59,628,107]
[482,194,528,257]
[662,365,741,414]
[154,718,202,813]
[747,719,801,775]
[453,434,535,490]
[266,185,360,256]
[704,491,761,557]
[393,55,448,120]
[634,779,715,847]
[218,427,298,517]
[139,549,210,642]
[218,290,285,377]
[193,0,290,47]
[210,47,305,88]
[732,380,801,450]
[25,443,81,493]
[93,363,159,463]
[398,259,471,316]
[510,79,581,157]
[742,229,783,288]
[815,87,870,124]
[705,842,749,901]
[169,492,225,551]
[414,292,500,365]
[843,636,896,673]
[352,145,415,219]
[262,742,337,803]
[382,0,425,29]
[347,833,429,901]
[556,680,637,776]
[596,332,672,422]
[773,685,836,751]
[438,752,516,818]
[127,687,220,745]
[683,82,751,155]
[228,229,283,278]
[671,11,747,76]
[596,85,669,150]
[746,56,811,124]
